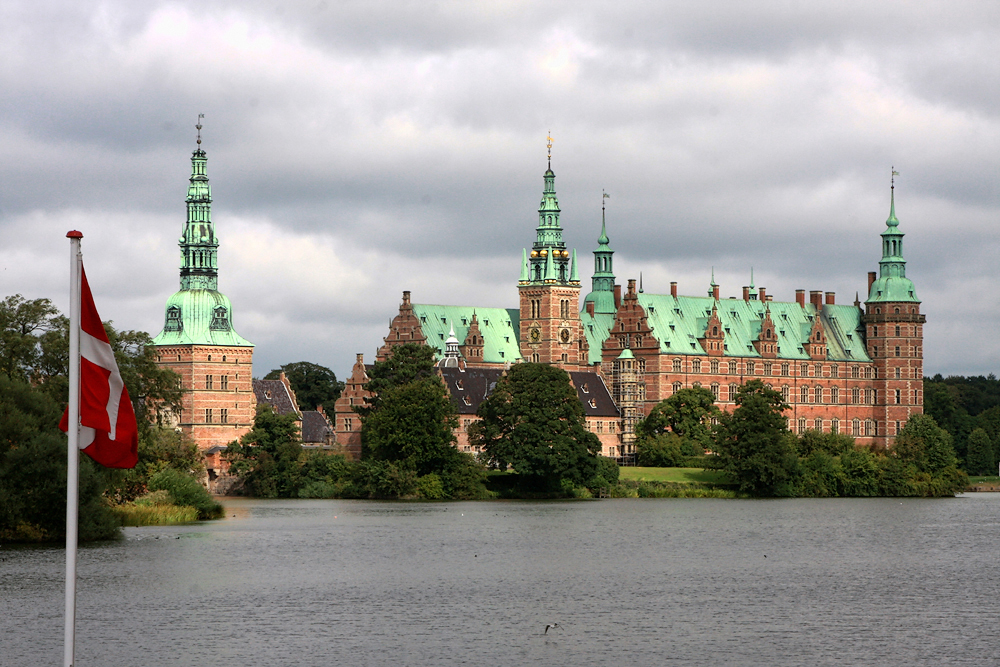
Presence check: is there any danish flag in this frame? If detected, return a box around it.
[59,265,138,468]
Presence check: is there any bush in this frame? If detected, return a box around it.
[148,468,223,519]
[416,473,445,499]
[637,433,685,467]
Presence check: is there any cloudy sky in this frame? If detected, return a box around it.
[2,0,998,380]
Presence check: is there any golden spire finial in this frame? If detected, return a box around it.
[196,113,204,146]
[546,131,553,169]
[891,166,899,190]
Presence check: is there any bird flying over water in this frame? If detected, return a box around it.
[545,623,559,635]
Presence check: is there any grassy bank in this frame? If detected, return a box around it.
[109,489,202,526]
[619,467,729,485]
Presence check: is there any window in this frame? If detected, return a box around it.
[781,363,790,376]
[747,361,756,375]
[814,418,822,431]
[831,418,839,434]
[673,358,682,373]
[800,386,809,403]
[781,385,790,401]
[205,408,213,423]
[830,386,839,403]
[851,388,860,404]
[711,383,720,399]
[672,382,682,394]
[711,360,719,374]
[895,325,900,336]
[851,366,860,378]
[798,418,806,433]
[221,375,229,390]
[831,365,839,378]
[609,422,616,433]
[895,346,901,357]
[801,363,809,376]
[895,389,901,404]
[206,375,213,390]
[815,386,823,404]
[895,367,901,379]
[728,361,738,375]
[866,420,875,436]
[692,359,702,373]
[344,418,353,431]
[853,419,861,436]
[221,409,228,424]
[764,362,772,376]
[729,384,738,401]
[561,353,568,362]
[532,353,539,362]
[815,364,823,377]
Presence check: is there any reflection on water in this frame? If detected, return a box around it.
[4,496,1000,666]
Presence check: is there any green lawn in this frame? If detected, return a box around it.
[969,476,1000,484]
[619,467,729,485]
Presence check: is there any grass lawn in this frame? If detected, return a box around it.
[619,467,729,485]
[968,476,1000,484]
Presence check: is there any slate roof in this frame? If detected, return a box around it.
[301,410,333,444]
[413,305,521,364]
[438,367,619,418]
[252,378,299,416]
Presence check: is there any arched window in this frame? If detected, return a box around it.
[692,359,702,373]
[853,419,861,436]
[672,381,682,394]
[831,418,839,434]
[710,360,719,374]
[814,418,822,431]
[800,385,809,403]
[830,386,839,403]
[712,326,718,336]
[710,383,720,399]
[815,386,823,403]
[729,361,738,375]
[673,358,682,373]
[781,385,790,402]
[729,383,738,401]
[781,363,789,376]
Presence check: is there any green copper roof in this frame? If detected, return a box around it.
[412,304,521,363]
[579,311,616,365]
[153,133,252,348]
[152,289,253,347]
[617,348,635,360]
[522,161,577,286]
[867,185,920,304]
[584,206,616,313]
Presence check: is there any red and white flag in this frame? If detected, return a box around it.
[59,265,138,469]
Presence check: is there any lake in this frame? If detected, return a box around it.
[3,495,1000,666]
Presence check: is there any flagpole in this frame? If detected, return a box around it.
[64,230,83,667]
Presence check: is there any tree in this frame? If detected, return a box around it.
[225,405,303,497]
[635,387,719,454]
[470,363,601,490]
[0,295,60,381]
[361,376,459,475]
[964,428,995,476]
[714,379,801,496]
[356,343,437,417]
[265,361,344,413]
[636,433,685,467]
[893,413,960,474]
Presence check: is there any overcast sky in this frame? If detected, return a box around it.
[2,0,998,380]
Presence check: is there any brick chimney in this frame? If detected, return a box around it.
[712,284,720,300]
[868,271,877,294]
[810,290,823,309]
[795,289,806,307]
[670,281,678,298]
[743,286,750,301]
[614,284,622,309]
[759,286,766,301]
[825,291,835,305]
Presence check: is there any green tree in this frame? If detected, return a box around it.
[225,405,303,497]
[636,433,685,467]
[0,375,118,541]
[714,379,801,497]
[965,428,995,476]
[265,361,344,413]
[356,343,437,417]
[891,414,967,496]
[361,376,460,475]
[469,363,601,491]
[0,295,60,381]
[635,387,719,453]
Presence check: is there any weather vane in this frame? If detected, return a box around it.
[602,189,610,212]
[196,114,204,146]
[891,166,899,189]
[546,131,553,169]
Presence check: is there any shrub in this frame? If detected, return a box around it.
[148,468,223,519]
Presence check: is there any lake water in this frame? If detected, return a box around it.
[3,495,1000,666]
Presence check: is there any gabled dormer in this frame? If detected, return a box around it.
[806,314,828,360]
[699,303,725,357]
[753,306,778,358]
[459,311,485,361]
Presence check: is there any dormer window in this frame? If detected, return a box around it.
[165,305,183,332]
[209,306,230,331]
[582,383,589,394]
[420,316,427,323]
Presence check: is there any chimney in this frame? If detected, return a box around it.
[810,291,823,309]
[614,284,622,309]
[712,284,720,300]
[356,353,364,364]
[758,286,766,301]
[670,281,678,298]
[765,295,773,302]
[402,290,411,306]
[743,286,750,301]
[627,278,637,296]
[868,271,877,294]
[825,292,835,305]
[795,289,806,307]
[586,300,595,316]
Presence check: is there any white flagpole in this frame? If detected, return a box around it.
[64,230,83,667]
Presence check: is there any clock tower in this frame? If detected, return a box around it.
[518,139,587,369]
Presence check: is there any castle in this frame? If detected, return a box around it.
[151,130,924,464]
[335,149,924,456]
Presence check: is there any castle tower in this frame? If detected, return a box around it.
[612,348,639,458]
[863,176,924,447]
[582,193,617,316]
[518,139,586,368]
[152,119,255,456]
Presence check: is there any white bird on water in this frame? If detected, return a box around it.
[544,623,559,635]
